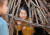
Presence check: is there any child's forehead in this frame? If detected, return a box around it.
[20,10,27,12]
[20,10,27,13]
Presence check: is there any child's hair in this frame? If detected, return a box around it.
[18,6,29,17]
[0,0,6,7]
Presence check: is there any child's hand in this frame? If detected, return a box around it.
[17,21,22,25]
[22,26,26,30]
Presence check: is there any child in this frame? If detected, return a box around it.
[16,6,35,35]
[0,0,9,35]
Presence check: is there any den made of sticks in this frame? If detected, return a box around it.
[2,0,50,35]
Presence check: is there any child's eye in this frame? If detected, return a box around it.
[21,13,23,14]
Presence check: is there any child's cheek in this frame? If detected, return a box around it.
[25,14,27,17]
[24,14,27,18]
[2,6,8,15]
[20,13,23,18]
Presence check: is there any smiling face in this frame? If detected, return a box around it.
[19,10,27,20]
[0,0,8,15]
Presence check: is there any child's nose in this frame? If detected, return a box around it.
[23,14,25,16]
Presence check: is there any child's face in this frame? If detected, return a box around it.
[19,10,27,20]
[0,1,8,15]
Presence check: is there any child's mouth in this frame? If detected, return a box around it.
[22,17,26,19]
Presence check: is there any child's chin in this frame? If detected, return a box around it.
[22,18,26,20]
